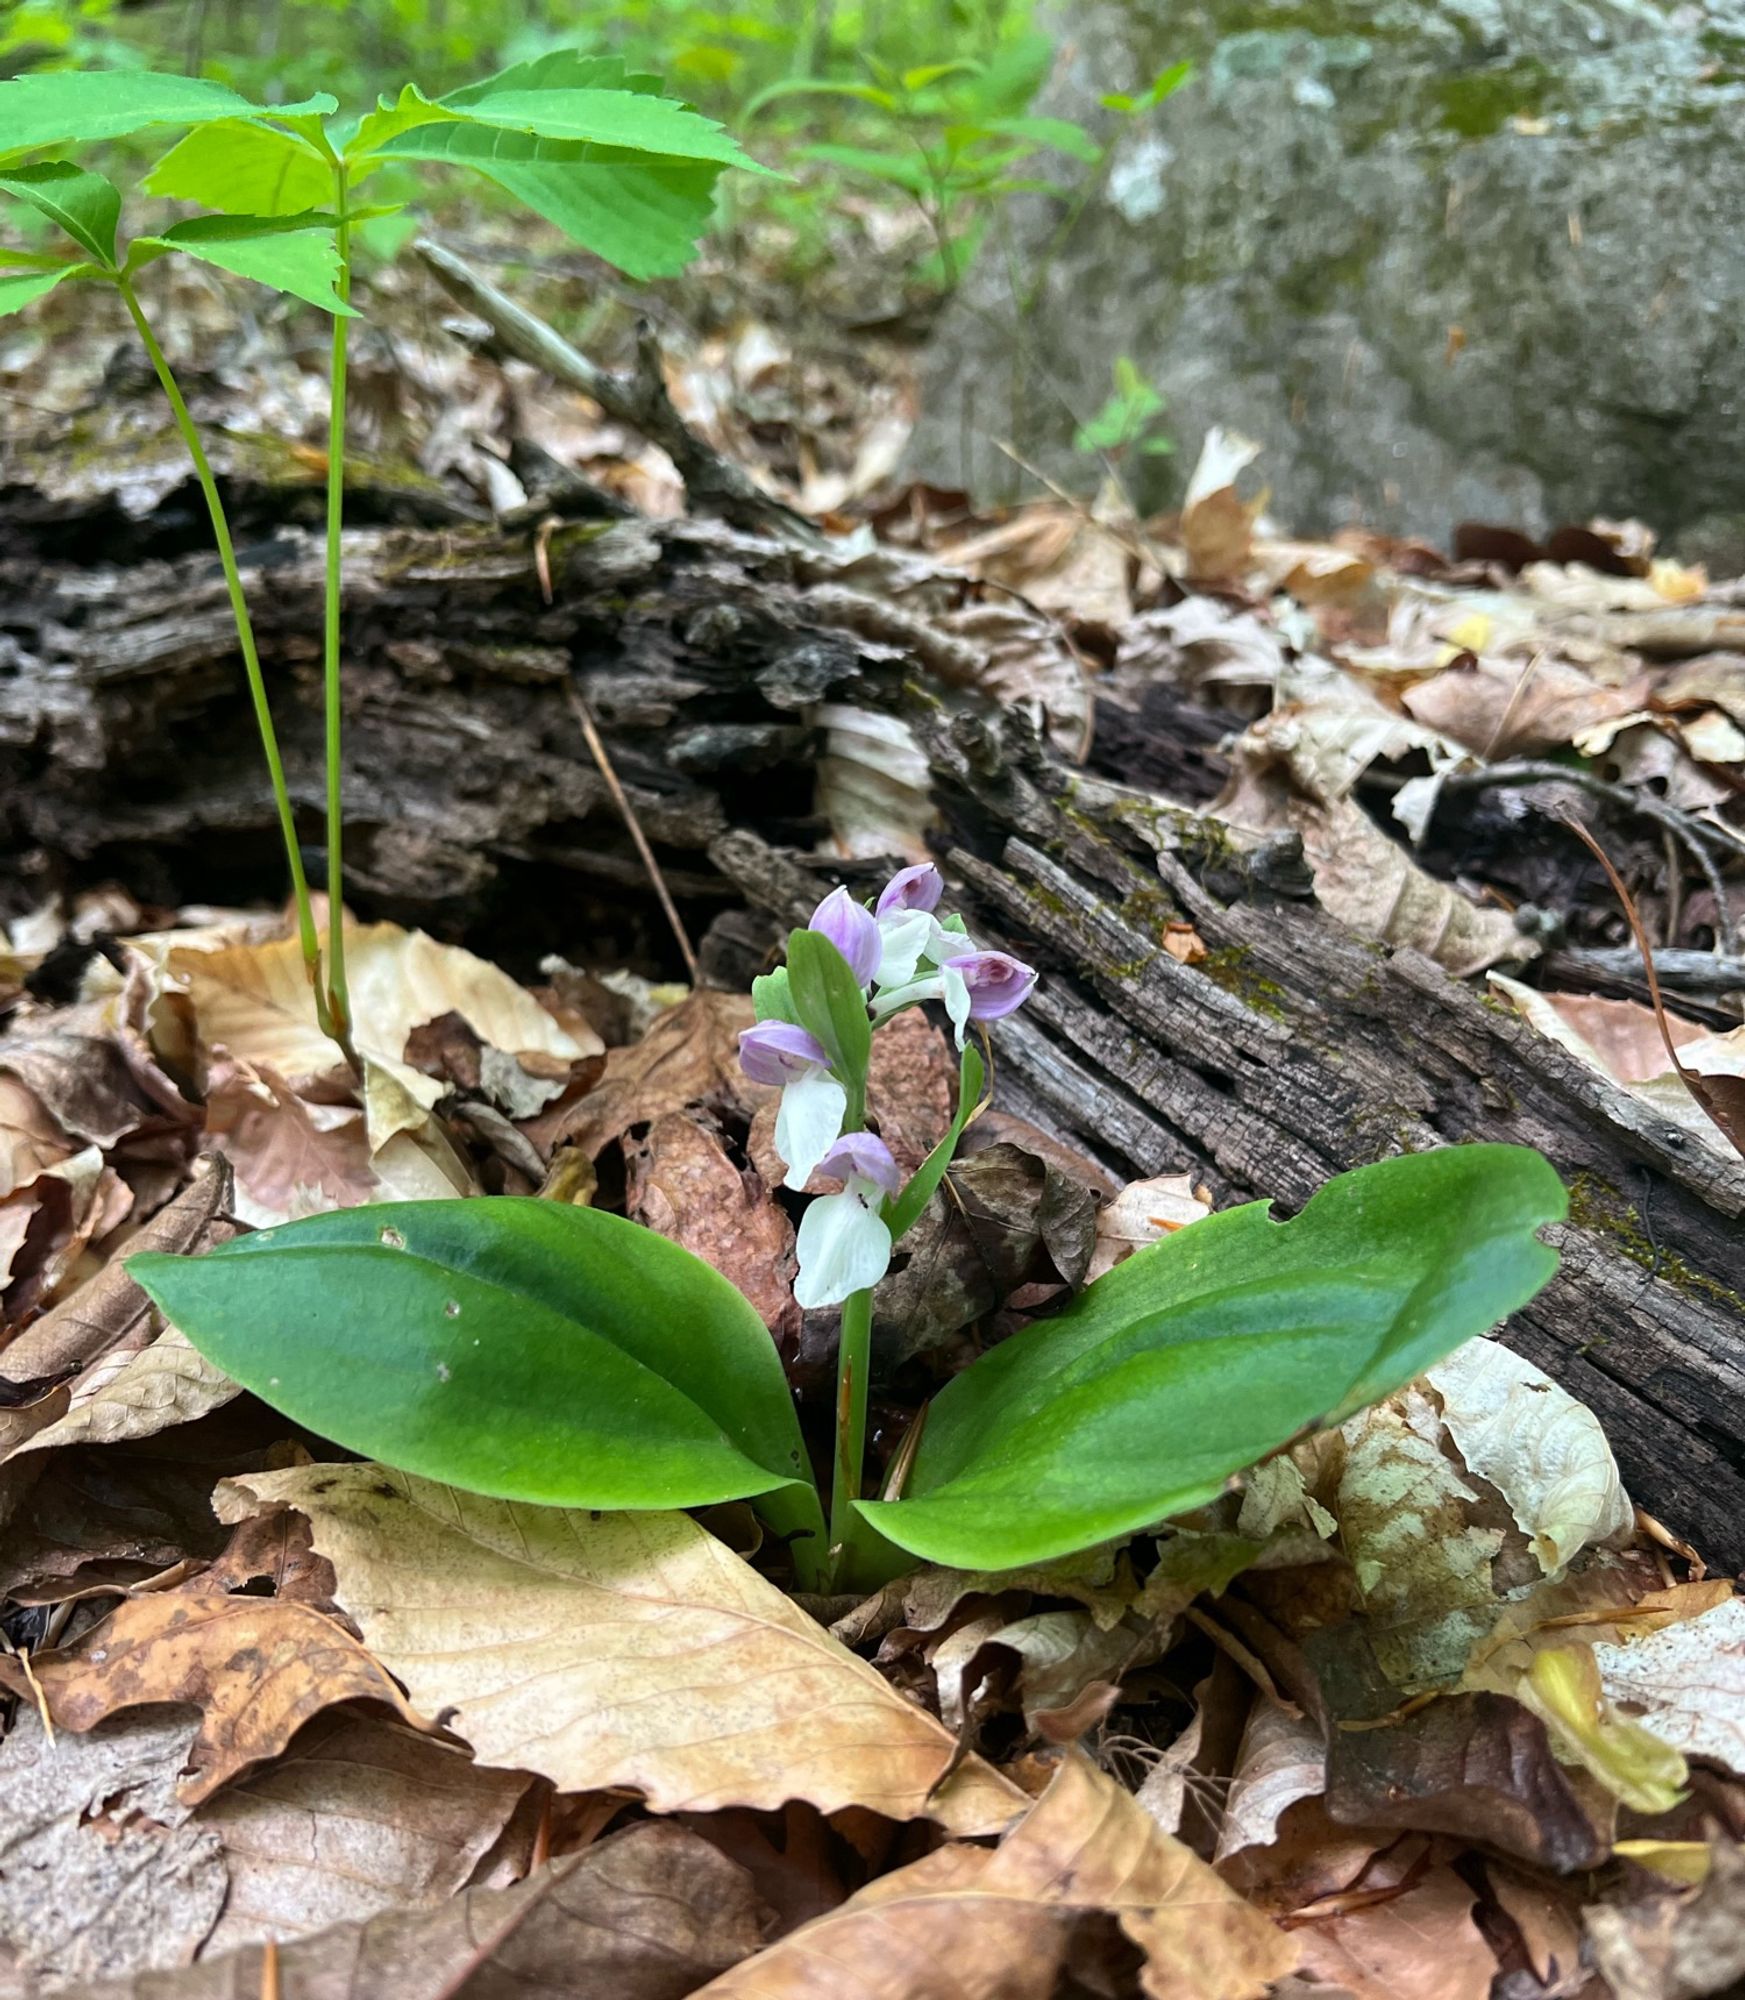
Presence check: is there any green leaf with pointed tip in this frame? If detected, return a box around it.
[886,1041,984,1242]
[346,82,462,159]
[449,87,763,171]
[858,1146,1566,1571]
[130,213,357,316]
[0,161,119,265]
[442,50,658,105]
[0,70,336,157]
[0,263,89,317]
[145,120,330,217]
[785,929,872,1088]
[128,1198,820,1521]
[374,121,723,278]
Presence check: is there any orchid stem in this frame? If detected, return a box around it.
[321,170,355,1057]
[117,275,324,1004]
[828,1285,874,1589]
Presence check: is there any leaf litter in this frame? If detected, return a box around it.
[4,293,1745,2000]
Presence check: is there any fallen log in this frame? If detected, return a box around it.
[3,505,1742,1564]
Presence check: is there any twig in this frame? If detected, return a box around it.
[414,237,824,547]
[1544,945,1745,997]
[563,683,700,985]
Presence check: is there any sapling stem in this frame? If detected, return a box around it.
[321,170,354,1047]
[116,275,323,998]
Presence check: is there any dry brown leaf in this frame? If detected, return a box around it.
[1402,650,1653,758]
[693,1752,1297,2000]
[0,1578,426,1802]
[203,1054,376,1225]
[196,1715,533,1955]
[1426,1336,1633,1575]
[1181,426,1267,584]
[0,1070,77,1196]
[1292,1863,1497,2000]
[217,1462,1026,1832]
[0,1158,232,1477]
[625,1110,798,1343]
[0,1708,226,1989]
[9,1325,239,1460]
[1296,795,1527,977]
[76,1822,768,2000]
[539,989,762,1161]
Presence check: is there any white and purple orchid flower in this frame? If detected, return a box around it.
[793,1132,902,1309]
[739,863,1038,1304]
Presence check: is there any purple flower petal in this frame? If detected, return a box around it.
[942,949,1038,1022]
[817,1129,902,1202]
[738,1020,830,1086]
[875,862,944,918]
[809,885,882,988]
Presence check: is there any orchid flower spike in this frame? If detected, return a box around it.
[738,1021,847,1192]
[794,1131,902,1310]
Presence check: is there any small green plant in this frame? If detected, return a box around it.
[132,862,1568,1594]
[1074,355,1175,465]
[745,33,1099,292]
[0,59,763,1058]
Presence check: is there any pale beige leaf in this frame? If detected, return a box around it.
[13,1324,238,1458]
[216,1463,1025,1832]
[1214,1699,1327,1864]
[205,1056,376,1226]
[1181,425,1266,583]
[1087,1173,1212,1282]
[197,1715,533,1954]
[0,1070,76,1196]
[1584,1839,1745,2000]
[1426,1335,1633,1575]
[1590,1597,1745,1776]
[172,921,601,1144]
[1296,796,1526,977]
[695,1753,1295,2000]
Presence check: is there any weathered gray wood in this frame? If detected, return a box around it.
[4,510,1742,1564]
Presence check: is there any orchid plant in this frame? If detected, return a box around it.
[133,861,1568,1596]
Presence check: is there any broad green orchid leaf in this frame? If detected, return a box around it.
[858,1146,1566,1571]
[130,1198,821,1526]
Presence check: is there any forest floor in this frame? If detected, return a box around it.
[1,230,1744,2000]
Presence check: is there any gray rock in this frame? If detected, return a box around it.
[908,0,1745,546]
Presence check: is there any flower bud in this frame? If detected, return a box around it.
[875,862,944,918]
[809,885,882,988]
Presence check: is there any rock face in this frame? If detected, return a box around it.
[909,0,1745,550]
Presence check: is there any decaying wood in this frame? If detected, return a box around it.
[3,503,1742,1563]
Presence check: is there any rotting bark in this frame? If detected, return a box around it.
[4,507,1743,1564]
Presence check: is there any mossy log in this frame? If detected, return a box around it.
[4,506,1742,1564]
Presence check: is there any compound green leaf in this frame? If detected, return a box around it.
[130,212,358,314]
[145,120,330,216]
[0,70,335,157]
[375,121,723,278]
[0,161,120,264]
[858,1146,1566,1571]
[451,87,762,170]
[130,1198,820,1522]
[346,82,463,159]
[0,263,89,317]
